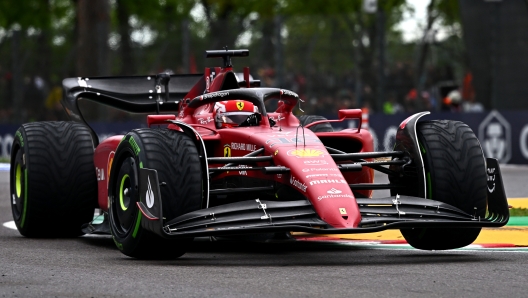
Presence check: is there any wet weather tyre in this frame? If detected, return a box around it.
[298,115,334,132]
[108,128,202,259]
[400,120,487,250]
[10,122,97,237]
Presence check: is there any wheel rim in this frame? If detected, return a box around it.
[119,174,130,211]
[112,156,138,236]
[11,149,25,221]
[15,163,22,198]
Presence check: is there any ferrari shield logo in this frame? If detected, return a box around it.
[236,101,244,110]
[339,208,347,215]
[224,144,231,157]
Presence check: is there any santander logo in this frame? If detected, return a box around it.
[290,176,308,192]
[327,188,342,194]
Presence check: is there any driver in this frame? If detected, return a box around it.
[214,100,258,128]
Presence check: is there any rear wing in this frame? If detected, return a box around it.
[62,74,205,122]
[61,74,204,144]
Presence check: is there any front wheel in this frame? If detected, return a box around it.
[398,120,487,250]
[108,128,203,259]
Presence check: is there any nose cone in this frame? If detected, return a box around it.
[282,149,361,228]
[251,128,362,228]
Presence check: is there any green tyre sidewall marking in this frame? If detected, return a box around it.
[132,212,142,238]
[132,158,143,239]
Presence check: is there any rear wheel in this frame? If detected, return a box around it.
[298,115,334,132]
[10,122,97,237]
[108,128,202,259]
[399,120,487,250]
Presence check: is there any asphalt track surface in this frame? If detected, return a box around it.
[1,168,528,297]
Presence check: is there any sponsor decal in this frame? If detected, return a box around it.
[269,115,285,122]
[309,179,347,186]
[327,188,342,194]
[231,142,256,152]
[220,165,253,171]
[178,110,184,118]
[197,116,214,124]
[0,134,14,159]
[267,131,292,137]
[487,167,496,193]
[290,176,308,192]
[521,125,528,160]
[302,168,338,172]
[129,137,141,156]
[96,167,105,181]
[339,208,347,215]
[479,111,512,163]
[266,136,322,148]
[236,101,245,111]
[237,165,250,176]
[280,89,298,97]
[317,193,353,201]
[146,176,154,208]
[274,150,279,156]
[224,144,231,157]
[306,173,344,178]
[287,149,325,158]
[202,91,229,100]
[205,76,210,92]
[303,160,328,165]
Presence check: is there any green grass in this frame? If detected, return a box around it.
[0,158,9,163]
[510,208,528,217]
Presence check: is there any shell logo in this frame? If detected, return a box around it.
[287,149,325,158]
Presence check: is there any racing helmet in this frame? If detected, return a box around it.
[214,100,257,128]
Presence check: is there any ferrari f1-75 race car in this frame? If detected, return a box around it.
[10,49,509,258]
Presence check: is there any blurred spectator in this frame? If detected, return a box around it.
[444,90,463,112]
[404,88,418,112]
[461,71,483,112]
[383,93,404,114]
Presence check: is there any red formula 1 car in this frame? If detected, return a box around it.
[9,49,509,258]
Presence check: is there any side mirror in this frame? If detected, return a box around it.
[338,109,362,120]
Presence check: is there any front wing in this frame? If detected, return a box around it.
[136,158,509,239]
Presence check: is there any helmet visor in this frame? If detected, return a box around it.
[218,112,252,125]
